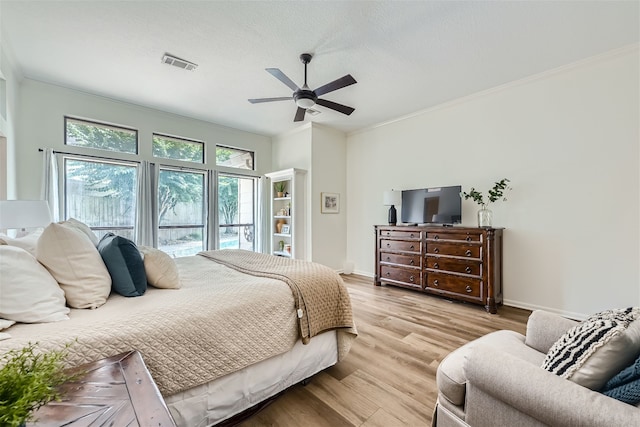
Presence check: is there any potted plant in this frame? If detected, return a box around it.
[0,343,78,427]
[461,178,511,227]
[274,181,286,198]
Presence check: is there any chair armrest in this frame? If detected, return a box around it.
[524,310,579,353]
[464,344,639,427]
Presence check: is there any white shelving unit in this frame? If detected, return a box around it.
[265,168,306,260]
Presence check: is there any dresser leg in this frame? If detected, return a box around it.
[374,275,381,286]
[485,298,497,314]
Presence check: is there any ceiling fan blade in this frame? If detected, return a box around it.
[266,68,300,91]
[248,97,292,104]
[316,98,355,116]
[314,74,357,97]
[294,107,306,122]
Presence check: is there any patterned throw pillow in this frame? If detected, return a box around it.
[542,307,640,390]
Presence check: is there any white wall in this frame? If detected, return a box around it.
[271,123,348,270]
[346,46,639,318]
[0,33,22,199]
[310,124,347,270]
[14,79,272,201]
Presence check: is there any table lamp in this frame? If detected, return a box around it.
[383,190,400,226]
[0,200,52,236]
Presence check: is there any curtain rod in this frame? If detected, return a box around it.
[38,148,141,164]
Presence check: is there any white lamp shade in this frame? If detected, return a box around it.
[0,200,52,229]
[383,190,400,206]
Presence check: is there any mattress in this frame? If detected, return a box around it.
[0,251,357,400]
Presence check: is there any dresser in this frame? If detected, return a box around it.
[374,225,503,313]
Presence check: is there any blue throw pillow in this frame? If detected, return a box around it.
[97,233,147,297]
[601,354,640,405]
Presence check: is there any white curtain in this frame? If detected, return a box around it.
[135,161,157,247]
[207,169,217,250]
[40,148,59,222]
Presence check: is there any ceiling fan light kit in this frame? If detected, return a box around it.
[248,53,357,122]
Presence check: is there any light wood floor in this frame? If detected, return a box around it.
[240,274,531,427]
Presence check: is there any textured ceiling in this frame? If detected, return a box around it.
[1,1,638,136]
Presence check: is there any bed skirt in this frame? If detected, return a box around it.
[165,330,338,426]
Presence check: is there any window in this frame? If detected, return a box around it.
[64,158,137,240]
[216,145,254,170]
[158,168,206,257]
[217,174,256,251]
[153,133,204,163]
[65,117,137,154]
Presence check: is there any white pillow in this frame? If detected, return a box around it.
[0,228,44,256]
[139,246,181,289]
[61,218,99,246]
[542,307,640,390]
[0,246,70,323]
[36,222,111,309]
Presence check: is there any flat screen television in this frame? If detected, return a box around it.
[401,185,462,225]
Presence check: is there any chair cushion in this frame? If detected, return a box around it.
[542,307,640,390]
[437,329,540,407]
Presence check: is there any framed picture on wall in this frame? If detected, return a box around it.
[281,224,290,234]
[321,192,339,214]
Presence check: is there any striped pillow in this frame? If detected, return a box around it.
[542,307,640,390]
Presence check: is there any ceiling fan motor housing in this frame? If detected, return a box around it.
[294,89,317,108]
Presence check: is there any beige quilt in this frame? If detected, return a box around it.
[0,251,357,396]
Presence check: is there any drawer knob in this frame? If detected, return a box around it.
[387,243,391,248]
[409,259,415,265]
[466,236,472,242]
[465,285,473,293]
[410,233,415,238]
[410,245,415,250]
[386,272,390,276]
[465,266,472,273]
[434,235,439,240]
[409,276,415,282]
[433,279,439,287]
[386,232,390,236]
[434,248,439,254]
[434,262,439,269]
[386,256,391,261]
[465,250,472,257]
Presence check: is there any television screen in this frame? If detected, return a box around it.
[401,185,462,225]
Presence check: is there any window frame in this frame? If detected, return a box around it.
[216,171,258,251]
[64,116,139,155]
[215,144,255,171]
[62,154,139,238]
[152,132,205,164]
[157,165,209,256]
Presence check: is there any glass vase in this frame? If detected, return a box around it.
[477,206,493,228]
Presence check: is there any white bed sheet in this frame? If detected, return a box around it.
[165,330,338,426]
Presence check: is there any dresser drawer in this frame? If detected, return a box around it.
[379,229,422,240]
[425,272,481,298]
[425,257,481,276]
[426,232,481,243]
[426,242,481,258]
[380,239,421,253]
[380,252,421,268]
[380,266,422,288]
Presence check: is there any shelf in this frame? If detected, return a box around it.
[274,197,291,201]
[273,215,291,219]
[273,250,292,257]
[274,233,291,237]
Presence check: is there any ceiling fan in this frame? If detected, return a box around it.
[248,53,357,122]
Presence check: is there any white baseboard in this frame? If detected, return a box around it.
[502,299,587,321]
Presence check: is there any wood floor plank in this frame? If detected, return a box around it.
[239,274,530,427]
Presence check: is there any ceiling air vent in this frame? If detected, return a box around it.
[161,53,198,71]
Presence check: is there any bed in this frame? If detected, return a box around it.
[0,248,357,426]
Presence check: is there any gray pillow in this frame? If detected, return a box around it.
[98,233,147,297]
